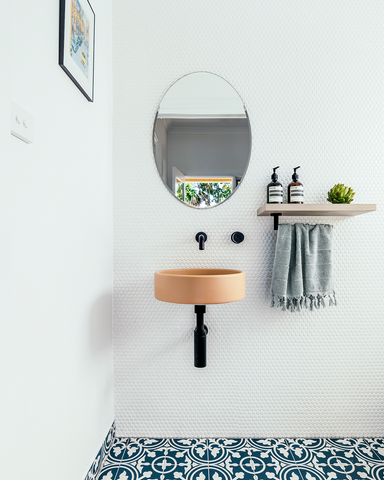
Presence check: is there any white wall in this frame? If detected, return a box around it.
[113,0,384,438]
[0,1,113,479]
[158,72,246,117]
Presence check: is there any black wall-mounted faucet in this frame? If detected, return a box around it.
[195,232,207,250]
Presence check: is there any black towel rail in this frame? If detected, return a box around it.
[271,213,282,230]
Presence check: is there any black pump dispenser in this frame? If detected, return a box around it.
[271,166,279,182]
[288,166,304,204]
[292,166,300,182]
[267,166,283,204]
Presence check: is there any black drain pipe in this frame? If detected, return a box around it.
[194,305,208,368]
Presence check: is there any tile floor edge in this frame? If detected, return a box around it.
[85,421,116,480]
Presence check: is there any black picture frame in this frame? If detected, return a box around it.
[59,0,95,102]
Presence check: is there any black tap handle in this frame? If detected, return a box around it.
[231,232,244,244]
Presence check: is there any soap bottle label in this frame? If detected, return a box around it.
[268,186,283,203]
[290,185,304,202]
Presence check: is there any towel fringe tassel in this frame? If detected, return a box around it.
[270,292,337,312]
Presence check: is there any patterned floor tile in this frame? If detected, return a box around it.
[279,439,314,466]
[207,438,298,479]
[279,464,327,480]
[248,437,299,466]
[184,465,210,480]
[207,439,232,465]
[102,438,130,469]
[101,439,209,480]
[113,466,135,480]
[86,445,103,480]
[362,439,384,463]
[86,423,116,480]
[306,439,375,480]
[131,438,169,451]
[94,438,384,480]
[98,466,123,480]
[97,439,129,480]
[207,438,247,455]
[370,464,384,480]
[146,449,191,478]
[371,439,384,448]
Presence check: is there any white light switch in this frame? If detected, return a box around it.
[11,101,34,144]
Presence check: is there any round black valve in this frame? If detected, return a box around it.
[231,231,244,244]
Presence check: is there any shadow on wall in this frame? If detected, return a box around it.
[89,292,114,434]
[89,292,113,354]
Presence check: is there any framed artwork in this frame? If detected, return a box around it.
[59,0,95,102]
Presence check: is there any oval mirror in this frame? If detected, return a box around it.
[153,73,251,209]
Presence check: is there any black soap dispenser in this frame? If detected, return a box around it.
[288,166,304,204]
[267,166,283,204]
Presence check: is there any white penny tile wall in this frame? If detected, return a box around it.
[113,0,384,437]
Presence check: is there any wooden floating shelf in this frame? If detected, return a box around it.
[257,203,376,217]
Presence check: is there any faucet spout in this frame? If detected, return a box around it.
[195,232,208,250]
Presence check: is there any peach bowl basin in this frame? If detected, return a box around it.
[154,268,246,305]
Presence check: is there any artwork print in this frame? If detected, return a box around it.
[59,0,95,101]
[70,0,89,78]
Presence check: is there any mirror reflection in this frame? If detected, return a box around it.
[154,73,251,208]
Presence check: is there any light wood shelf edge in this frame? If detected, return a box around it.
[257,204,377,217]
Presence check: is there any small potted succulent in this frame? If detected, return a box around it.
[327,184,355,204]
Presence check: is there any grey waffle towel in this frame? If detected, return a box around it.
[270,223,336,312]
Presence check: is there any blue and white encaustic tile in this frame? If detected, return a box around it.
[92,435,384,480]
[85,422,116,480]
